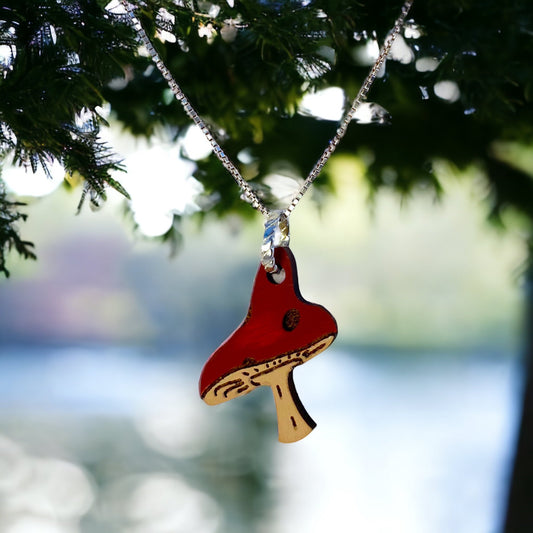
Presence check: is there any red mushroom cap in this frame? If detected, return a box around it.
[199,246,337,406]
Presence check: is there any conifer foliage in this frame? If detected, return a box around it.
[0,0,134,272]
[1,0,532,272]
[0,181,35,276]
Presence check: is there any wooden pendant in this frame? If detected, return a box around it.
[199,247,337,443]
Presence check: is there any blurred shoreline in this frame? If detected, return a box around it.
[0,343,520,533]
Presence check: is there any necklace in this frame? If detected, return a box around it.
[119,0,414,442]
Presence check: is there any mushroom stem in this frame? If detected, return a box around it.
[270,369,316,443]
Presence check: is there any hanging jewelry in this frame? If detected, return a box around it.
[119,0,414,442]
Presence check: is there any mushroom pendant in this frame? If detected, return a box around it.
[199,246,337,443]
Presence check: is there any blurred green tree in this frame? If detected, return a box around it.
[0,0,532,530]
[2,0,532,267]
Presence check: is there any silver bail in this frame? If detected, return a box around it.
[261,210,290,274]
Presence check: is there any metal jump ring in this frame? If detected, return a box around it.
[261,210,290,275]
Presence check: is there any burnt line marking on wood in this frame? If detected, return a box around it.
[291,416,297,428]
[214,379,242,397]
[254,357,303,379]
[223,381,245,398]
[276,385,282,398]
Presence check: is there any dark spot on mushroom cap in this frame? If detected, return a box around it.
[282,308,300,331]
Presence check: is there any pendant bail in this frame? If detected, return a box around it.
[261,210,290,274]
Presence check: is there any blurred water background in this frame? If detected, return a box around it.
[0,156,526,533]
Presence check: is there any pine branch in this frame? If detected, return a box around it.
[0,180,36,277]
[0,0,135,213]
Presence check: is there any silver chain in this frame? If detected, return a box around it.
[285,1,413,215]
[119,0,413,219]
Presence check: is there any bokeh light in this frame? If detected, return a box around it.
[2,155,64,197]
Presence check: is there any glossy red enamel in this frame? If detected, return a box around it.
[199,247,337,398]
